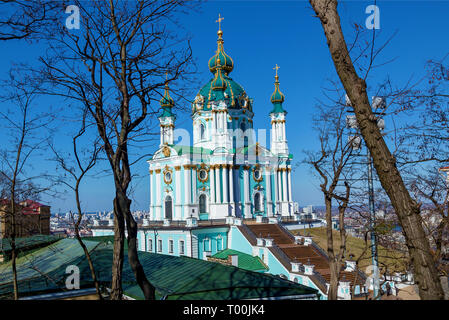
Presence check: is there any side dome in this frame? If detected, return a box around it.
[270,75,285,104]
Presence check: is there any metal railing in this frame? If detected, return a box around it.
[310,271,329,293]
[268,245,293,271]
[238,224,258,245]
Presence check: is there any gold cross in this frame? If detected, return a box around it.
[216,13,224,31]
[273,64,280,77]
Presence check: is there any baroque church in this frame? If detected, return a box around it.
[148,21,295,222]
[92,17,369,300]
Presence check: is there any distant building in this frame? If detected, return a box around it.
[0,199,51,239]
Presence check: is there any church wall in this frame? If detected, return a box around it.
[139,229,190,256]
[193,227,228,259]
[228,226,253,254]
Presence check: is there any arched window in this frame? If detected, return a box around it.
[199,194,207,213]
[240,121,246,133]
[200,123,205,140]
[254,193,262,212]
[165,196,173,219]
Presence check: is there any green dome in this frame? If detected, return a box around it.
[193,73,249,113]
[159,83,175,118]
[270,75,286,114]
[208,30,234,75]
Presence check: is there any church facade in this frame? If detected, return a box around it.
[149,25,295,222]
[91,20,369,300]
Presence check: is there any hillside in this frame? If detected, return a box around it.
[291,227,409,274]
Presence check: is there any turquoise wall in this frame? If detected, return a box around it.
[193,227,228,258]
[229,226,253,254]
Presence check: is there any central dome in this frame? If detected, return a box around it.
[192,28,252,114]
[195,74,246,111]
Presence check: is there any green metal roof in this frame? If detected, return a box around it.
[211,249,268,272]
[0,235,63,253]
[0,238,318,300]
[171,145,213,156]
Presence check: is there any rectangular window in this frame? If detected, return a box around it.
[158,239,162,252]
[217,238,222,251]
[180,240,185,255]
[148,239,153,252]
[169,239,174,253]
[204,238,210,252]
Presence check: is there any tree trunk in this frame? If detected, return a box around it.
[309,0,445,300]
[325,194,339,299]
[10,190,19,300]
[116,189,156,300]
[110,198,125,300]
[328,260,340,300]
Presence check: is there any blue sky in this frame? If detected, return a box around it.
[1,1,448,213]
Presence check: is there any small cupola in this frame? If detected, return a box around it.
[270,64,286,114]
[158,79,175,119]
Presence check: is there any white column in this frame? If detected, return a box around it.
[184,165,191,219]
[287,168,292,203]
[160,126,164,146]
[155,169,162,220]
[210,166,216,204]
[275,169,280,202]
[276,120,280,141]
[282,122,286,141]
[149,170,153,219]
[282,169,288,203]
[175,167,181,220]
[273,168,278,210]
[215,166,221,203]
[229,165,234,204]
[192,167,197,206]
[266,167,273,217]
[223,165,228,203]
[243,167,250,218]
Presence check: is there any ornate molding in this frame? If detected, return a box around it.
[163,166,173,184]
[252,164,263,183]
[197,163,210,183]
[162,146,171,157]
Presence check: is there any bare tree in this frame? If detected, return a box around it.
[50,109,104,300]
[309,0,445,299]
[0,71,52,299]
[305,94,360,299]
[0,0,60,41]
[33,0,196,299]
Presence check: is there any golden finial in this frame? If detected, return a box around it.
[273,64,280,81]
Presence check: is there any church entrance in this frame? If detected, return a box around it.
[165,195,173,220]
